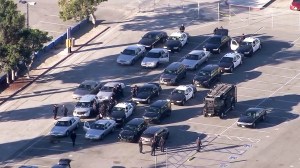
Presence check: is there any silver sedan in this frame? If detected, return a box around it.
[117,45,146,65]
[181,50,211,70]
[83,119,116,140]
[50,117,80,137]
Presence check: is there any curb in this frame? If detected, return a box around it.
[0,26,110,107]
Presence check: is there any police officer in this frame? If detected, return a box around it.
[196,136,202,152]
[61,105,68,117]
[138,139,143,154]
[179,24,185,32]
[132,85,138,98]
[117,84,123,98]
[53,104,59,119]
[151,139,156,156]
[159,137,166,152]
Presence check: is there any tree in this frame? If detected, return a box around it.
[18,29,52,78]
[58,0,107,22]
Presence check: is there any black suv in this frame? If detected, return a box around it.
[193,64,221,88]
[160,62,186,85]
[118,118,147,142]
[143,100,171,124]
[140,126,169,145]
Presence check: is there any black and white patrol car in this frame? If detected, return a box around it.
[231,37,261,57]
[168,85,196,106]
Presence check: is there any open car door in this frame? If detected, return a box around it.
[230,39,239,51]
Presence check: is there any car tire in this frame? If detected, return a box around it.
[219,113,225,119]
[252,122,256,128]
[204,113,208,117]
[66,130,70,137]
[262,115,266,121]
[181,99,186,106]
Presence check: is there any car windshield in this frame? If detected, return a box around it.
[186,54,199,60]
[76,102,90,108]
[208,37,221,44]
[146,52,160,58]
[112,106,125,112]
[167,36,180,41]
[100,86,114,92]
[142,133,154,138]
[78,84,92,90]
[240,42,252,46]
[124,124,137,131]
[164,69,177,74]
[90,123,105,130]
[147,106,160,113]
[220,57,233,63]
[197,70,210,77]
[122,49,136,56]
[139,86,152,93]
[55,121,70,127]
[172,89,184,94]
[244,109,257,118]
[143,33,156,39]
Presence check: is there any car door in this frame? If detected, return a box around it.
[230,39,239,51]
[199,52,206,64]
[233,55,240,68]
[126,105,133,117]
[181,34,187,46]
[159,50,169,63]
[253,39,260,52]
[185,87,193,100]
[83,121,90,132]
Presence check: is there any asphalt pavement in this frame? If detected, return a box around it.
[1,0,300,168]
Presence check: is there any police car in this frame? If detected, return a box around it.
[163,32,188,52]
[168,85,197,106]
[231,37,261,56]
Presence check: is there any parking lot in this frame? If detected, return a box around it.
[1,0,300,168]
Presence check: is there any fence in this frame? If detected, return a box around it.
[35,18,89,58]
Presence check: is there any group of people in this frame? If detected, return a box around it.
[138,136,203,156]
[52,104,69,120]
[138,136,166,156]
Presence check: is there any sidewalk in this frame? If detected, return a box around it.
[0,23,110,106]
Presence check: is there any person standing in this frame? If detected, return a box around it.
[196,136,202,152]
[61,105,68,117]
[70,131,77,147]
[151,139,156,156]
[53,104,59,119]
[159,137,166,152]
[138,139,143,154]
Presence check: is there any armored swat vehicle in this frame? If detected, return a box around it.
[203,83,237,119]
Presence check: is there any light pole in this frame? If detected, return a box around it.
[19,0,36,28]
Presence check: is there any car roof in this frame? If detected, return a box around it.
[175,85,189,91]
[150,100,168,107]
[201,64,219,71]
[104,82,120,87]
[57,117,74,121]
[82,80,97,85]
[223,53,237,58]
[170,32,184,37]
[166,62,184,70]
[127,118,144,125]
[79,94,96,102]
[149,48,167,53]
[188,50,204,55]
[145,31,166,35]
[246,107,264,112]
[243,37,257,42]
[114,102,130,108]
[126,44,141,50]
[143,126,162,134]
[95,119,112,125]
